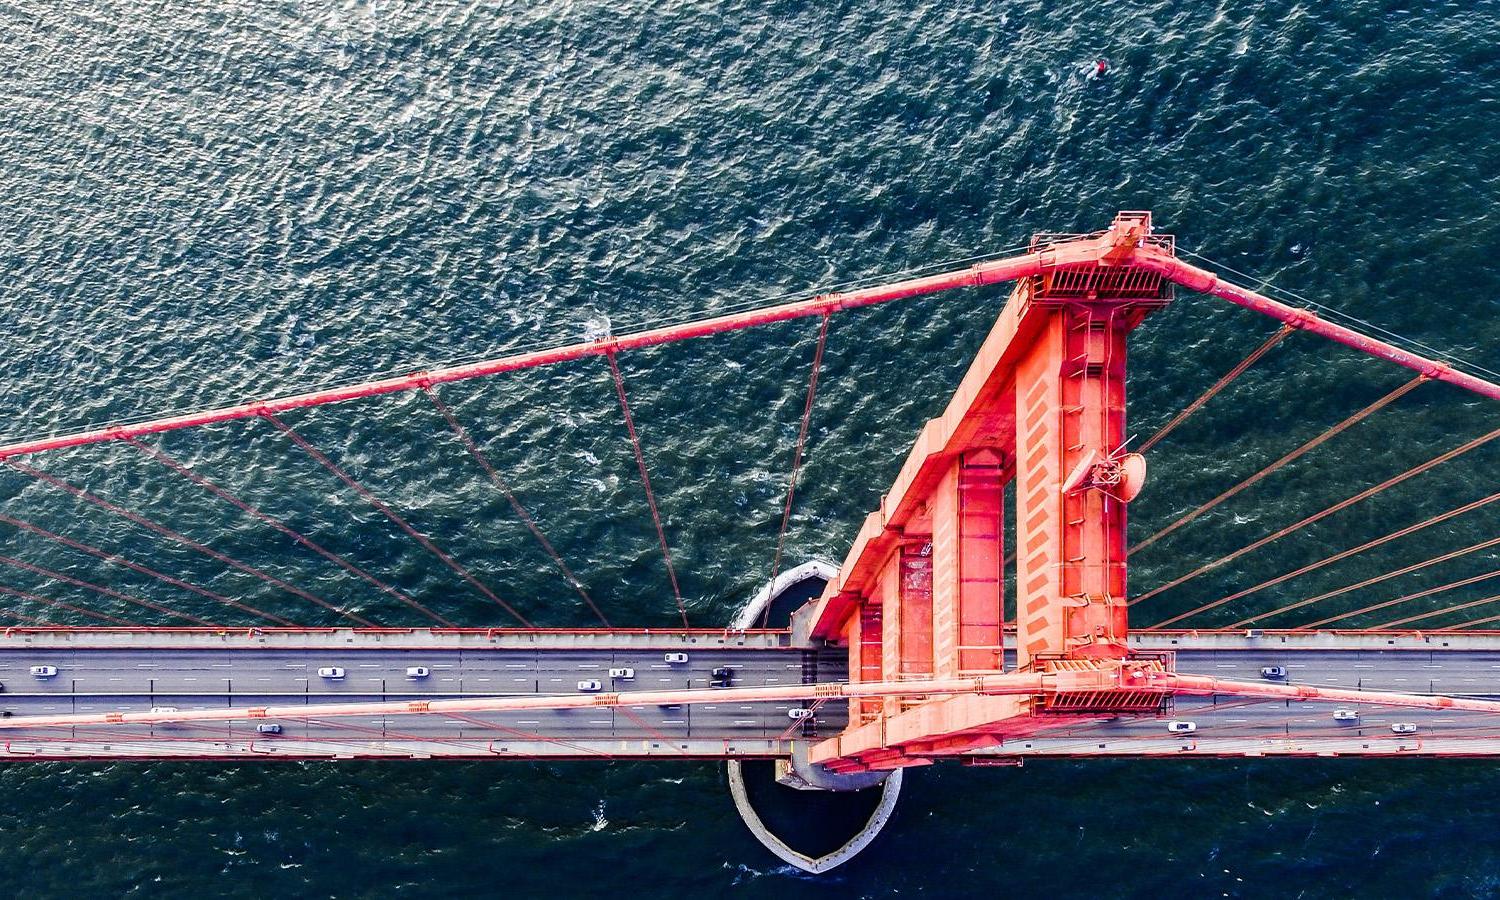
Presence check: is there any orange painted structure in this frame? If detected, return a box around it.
[792,211,1500,774]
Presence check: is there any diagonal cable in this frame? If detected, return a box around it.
[1146,488,1500,629]
[263,414,531,627]
[125,437,454,627]
[0,554,212,625]
[1132,375,1425,555]
[1138,324,1293,454]
[605,352,688,628]
[4,458,373,626]
[423,387,607,626]
[0,511,293,625]
[1131,424,1500,606]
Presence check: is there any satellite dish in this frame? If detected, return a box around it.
[1117,453,1147,502]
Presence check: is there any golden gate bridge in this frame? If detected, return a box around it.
[2,210,1499,867]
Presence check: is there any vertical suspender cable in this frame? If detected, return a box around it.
[605,351,688,628]
[1132,375,1426,555]
[125,438,454,627]
[3,459,374,626]
[0,511,294,625]
[763,314,831,626]
[423,387,608,626]
[263,414,532,627]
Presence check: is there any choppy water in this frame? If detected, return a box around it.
[1,0,1499,896]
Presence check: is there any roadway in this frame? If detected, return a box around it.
[5,630,1500,759]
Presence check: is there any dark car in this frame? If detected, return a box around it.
[710,667,732,688]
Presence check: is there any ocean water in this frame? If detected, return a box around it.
[1,0,1500,896]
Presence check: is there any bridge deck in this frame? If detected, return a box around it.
[1,629,1498,760]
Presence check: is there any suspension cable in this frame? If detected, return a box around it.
[0,554,212,625]
[1232,534,1500,628]
[1130,424,1500,606]
[0,583,130,625]
[3,459,373,626]
[605,352,688,628]
[1138,324,1293,454]
[1377,590,1500,630]
[423,387,607,626]
[125,437,454,627]
[1437,605,1500,631]
[1145,488,1500,629]
[263,414,531,627]
[764,313,831,626]
[0,511,293,626]
[1301,566,1500,629]
[1132,375,1426,555]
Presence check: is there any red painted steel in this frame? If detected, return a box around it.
[0,252,1051,461]
[1135,246,1500,402]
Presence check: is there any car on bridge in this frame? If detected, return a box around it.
[1259,666,1287,679]
[608,668,634,679]
[257,723,283,735]
[317,667,345,679]
[29,665,57,678]
[788,708,814,720]
[710,667,733,688]
[1333,708,1360,722]
[405,667,430,679]
[577,680,603,692]
[663,652,688,664]
[1166,721,1197,734]
[1391,722,1418,735]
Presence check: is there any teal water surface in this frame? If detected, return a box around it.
[2,1,1500,896]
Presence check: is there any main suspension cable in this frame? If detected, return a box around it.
[264,414,531,627]
[1145,488,1500,629]
[0,554,212,625]
[605,352,688,628]
[125,437,454,627]
[3,459,374,626]
[764,313,831,626]
[423,387,608,627]
[1132,375,1425,555]
[1231,534,1500,628]
[1130,424,1500,606]
[1138,324,1293,454]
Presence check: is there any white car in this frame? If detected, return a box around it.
[1333,708,1360,722]
[256,723,282,735]
[1259,666,1287,680]
[577,680,603,692]
[663,652,689,664]
[787,708,814,720]
[1390,722,1418,735]
[149,707,179,714]
[1166,720,1197,734]
[28,665,57,678]
[405,666,430,679]
[608,668,635,679]
[317,667,345,679]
